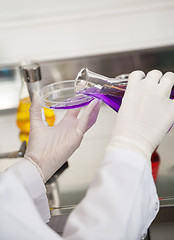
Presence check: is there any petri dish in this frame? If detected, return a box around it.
[40,80,94,110]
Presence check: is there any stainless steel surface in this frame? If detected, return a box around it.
[47,215,68,235]
[39,45,174,82]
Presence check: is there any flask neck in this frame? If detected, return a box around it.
[75,68,112,93]
[75,68,129,97]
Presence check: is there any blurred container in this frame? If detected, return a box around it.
[16,63,55,143]
[151,150,160,182]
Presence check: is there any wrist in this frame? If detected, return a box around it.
[24,156,46,183]
[106,135,153,167]
[6,158,50,222]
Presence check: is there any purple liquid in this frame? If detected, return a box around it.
[50,99,93,110]
[50,85,174,111]
[50,94,94,110]
[50,87,122,111]
[50,85,124,111]
[81,87,124,112]
[82,85,174,112]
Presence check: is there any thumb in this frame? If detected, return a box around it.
[30,93,44,129]
[78,99,101,134]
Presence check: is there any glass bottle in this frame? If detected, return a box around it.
[16,63,55,143]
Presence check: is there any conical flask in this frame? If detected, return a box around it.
[75,68,129,112]
[75,68,174,112]
[75,68,162,181]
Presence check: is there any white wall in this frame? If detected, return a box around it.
[0,0,174,65]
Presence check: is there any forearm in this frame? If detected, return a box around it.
[5,158,50,222]
[0,161,62,240]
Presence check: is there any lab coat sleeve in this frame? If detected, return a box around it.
[0,149,159,240]
[0,163,62,240]
[63,149,159,240]
[4,158,50,223]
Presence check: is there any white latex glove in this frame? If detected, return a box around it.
[25,94,100,182]
[108,70,174,162]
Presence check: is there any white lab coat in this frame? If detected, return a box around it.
[0,149,159,240]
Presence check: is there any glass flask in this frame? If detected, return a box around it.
[75,68,174,112]
[16,63,55,143]
[75,68,129,112]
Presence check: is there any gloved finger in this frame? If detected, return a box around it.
[128,70,145,85]
[122,71,145,101]
[30,93,45,129]
[66,108,81,118]
[145,69,162,84]
[159,72,174,97]
[77,99,101,134]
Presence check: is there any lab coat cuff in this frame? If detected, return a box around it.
[106,135,152,166]
[103,147,151,172]
[6,158,50,223]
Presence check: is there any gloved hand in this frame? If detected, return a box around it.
[25,94,100,182]
[107,70,174,162]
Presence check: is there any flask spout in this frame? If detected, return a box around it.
[74,68,129,112]
[75,68,116,94]
[74,68,129,95]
